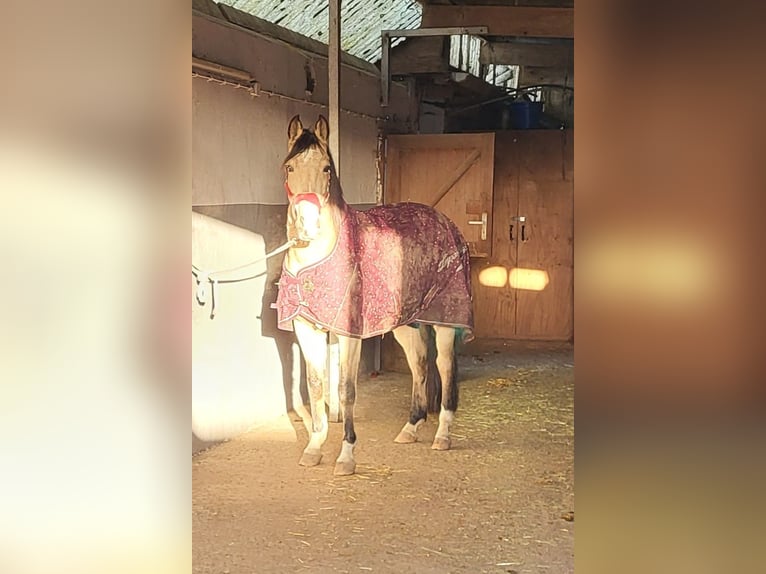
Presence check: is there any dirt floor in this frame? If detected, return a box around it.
[193,341,574,574]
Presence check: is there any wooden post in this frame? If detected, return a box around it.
[327,0,342,422]
[329,0,341,174]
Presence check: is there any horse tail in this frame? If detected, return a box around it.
[424,326,459,414]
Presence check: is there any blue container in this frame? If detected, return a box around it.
[509,101,543,129]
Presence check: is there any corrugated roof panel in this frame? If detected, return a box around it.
[221,0,422,63]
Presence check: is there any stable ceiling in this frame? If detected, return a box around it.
[217,2,573,63]
[211,1,574,123]
[218,0,422,63]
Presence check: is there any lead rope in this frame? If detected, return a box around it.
[192,238,297,318]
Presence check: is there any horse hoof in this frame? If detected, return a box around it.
[431,436,451,451]
[333,460,356,476]
[299,451,323,467]
[394,430,418,444]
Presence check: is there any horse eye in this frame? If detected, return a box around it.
[323,165,331,173]
[286,165,294,173]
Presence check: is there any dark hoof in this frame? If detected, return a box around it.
[299,450,323,467]
[431,436,451,451]
[333,460,356,476]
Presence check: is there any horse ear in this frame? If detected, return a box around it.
[314,115,329,143]
[287,115,303,148]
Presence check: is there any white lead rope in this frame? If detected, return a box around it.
[192,238,296,318]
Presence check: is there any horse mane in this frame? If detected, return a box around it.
[283,129,346,208]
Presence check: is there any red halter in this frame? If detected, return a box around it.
[285,181,322,209]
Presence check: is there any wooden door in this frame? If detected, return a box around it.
[385,133,495,257]
[514,131,573,339]
[473,131,573,340]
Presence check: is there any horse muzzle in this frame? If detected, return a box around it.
[294,199,322,242]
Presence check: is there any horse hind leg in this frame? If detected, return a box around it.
[294,319,329,467]
[334,335,361,476]
[431,325,459,451]
[392,325,429,444]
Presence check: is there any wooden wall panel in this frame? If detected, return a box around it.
[385,133,495,257]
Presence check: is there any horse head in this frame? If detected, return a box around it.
[283,115,342,242]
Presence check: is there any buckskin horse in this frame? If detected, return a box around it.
[274,115,474,475]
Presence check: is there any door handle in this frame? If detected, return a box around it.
[467,212,488,240]
[511,215,528,242]
[509,224,514,241]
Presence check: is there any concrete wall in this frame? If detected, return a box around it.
[192,5,415,206]
[192,212,289,442]
[193,77,382,205]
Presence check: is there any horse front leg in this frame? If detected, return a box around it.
[334,335,362,476]
[294,318,329,467]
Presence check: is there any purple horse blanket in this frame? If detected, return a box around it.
[275,202,474,340]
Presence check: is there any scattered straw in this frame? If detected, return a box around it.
[421,547,448,557]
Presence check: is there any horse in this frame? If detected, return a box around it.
[274,115,474,475]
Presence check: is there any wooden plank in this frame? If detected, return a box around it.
[390,36,449,75]
[422,6,573,38]
[480,41,573,68]
[431,149,481,208]
[385,132,492,151]
[519,65,573,86]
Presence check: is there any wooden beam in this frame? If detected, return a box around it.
[480,41,573,68]
[390,36,449,75]
[422,6,573,38]
[519,66,573,86]
[328,0,341,172]
[328,0,341,423]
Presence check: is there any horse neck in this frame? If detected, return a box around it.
[285,202,344,273]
